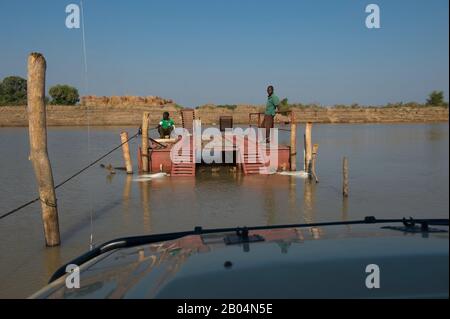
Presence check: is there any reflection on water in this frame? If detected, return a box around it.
[302,180,316,224]
[0,123,448,298]
[288,176,296,222]
[43,247,62,284]
[301,179,322,239]
[427,125,447,141]
[122,174,132,224]
[342,197,349,222]
[139,180,151,233]
[262,178,276,225]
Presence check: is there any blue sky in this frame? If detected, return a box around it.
[0,0,448,107]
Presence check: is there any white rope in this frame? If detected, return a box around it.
[80,1,88,81]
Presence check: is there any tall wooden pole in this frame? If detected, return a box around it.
[305,122,313,174]
[120,131,133,174]
[290,112,297,171]
[343,157,349,197]
[27,52,60,247]
[141,112,150,172]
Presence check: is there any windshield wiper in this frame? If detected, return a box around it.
[49,216,448,283]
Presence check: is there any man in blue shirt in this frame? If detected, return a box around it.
[262,85,280,142]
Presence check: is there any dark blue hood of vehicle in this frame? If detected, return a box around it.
[31,224,449,299]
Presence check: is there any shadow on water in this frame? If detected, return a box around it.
[59,198,124,242]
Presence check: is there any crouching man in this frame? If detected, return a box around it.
[157,111,175,139]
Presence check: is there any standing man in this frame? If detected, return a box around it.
[262,85,280,142]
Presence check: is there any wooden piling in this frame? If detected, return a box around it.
[290,113,297,171]
[120,132,133,174]
[305,122,313,173]
[343,157,349,197]
[27,52,60,247]
[141,112,150,172]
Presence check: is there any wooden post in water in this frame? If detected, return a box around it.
[343,157,349,197]
[141,112,150,172]
[27,52,60,247]
[290,112,297,171]
[304,122,313,174]
[120,132,133,174]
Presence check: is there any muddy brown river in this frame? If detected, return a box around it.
[0,123,448,298]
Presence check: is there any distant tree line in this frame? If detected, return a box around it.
[0,76,79,106]
[1,75,446,109]
[0,76,27,106]
[426,91,446,107]
[193,91,447,111]
[288,92,447,109]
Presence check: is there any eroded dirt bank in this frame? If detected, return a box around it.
[0,105,448,127]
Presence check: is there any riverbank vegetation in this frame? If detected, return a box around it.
[0,76,79,106]
[48,85,79,105]
[1,74,447,110]
[278,91,448,110]
[0,76,27,106]
[192,91,448,112]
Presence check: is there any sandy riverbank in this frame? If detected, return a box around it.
[0,104,448,127]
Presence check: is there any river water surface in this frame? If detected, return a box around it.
[0,123,448,298]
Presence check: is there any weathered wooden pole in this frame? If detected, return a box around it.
[290,112,297,171]
[120,131,133,174]
[141,112,150,172]
[27,52,60,247]
[343,156,349,197]
[305,122,313,173]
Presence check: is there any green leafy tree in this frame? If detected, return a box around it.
[49,84,79,105]
[426,91,445,106]
[0,76,27,105]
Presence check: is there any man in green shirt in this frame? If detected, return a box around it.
[262,85,280,142]
[157,111,175,138]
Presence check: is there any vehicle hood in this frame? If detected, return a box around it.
[31,224,449,299]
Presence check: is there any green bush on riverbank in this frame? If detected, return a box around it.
[48,85,79,105]
[0,76,27,106]
[0,75,80,106]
